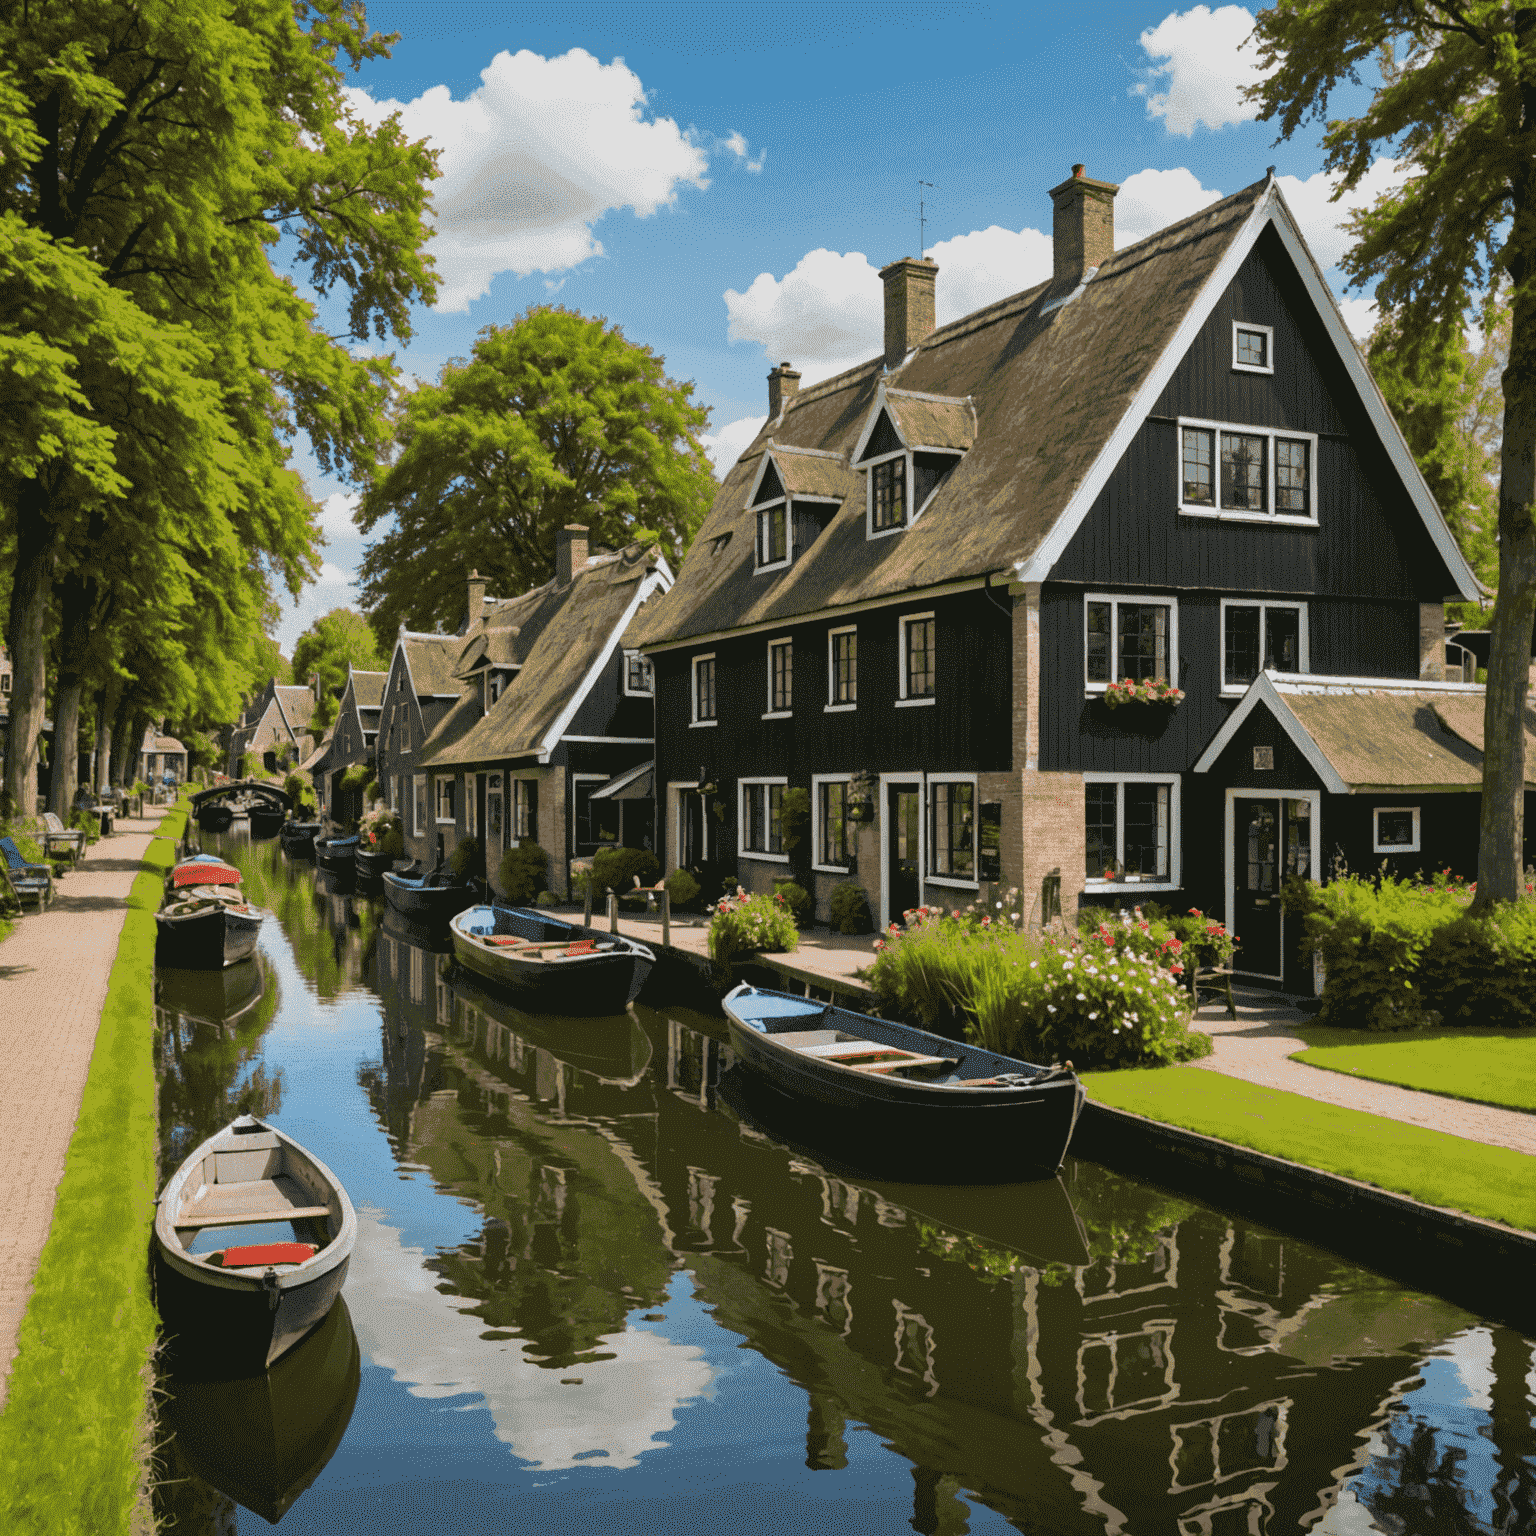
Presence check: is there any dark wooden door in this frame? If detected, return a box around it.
[887,782,921,922]
[680,790,707,867]
[1234,797,1282,978]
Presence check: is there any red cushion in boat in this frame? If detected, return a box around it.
[565,939,596,955]
[488,936,523,947]
[213,1242,315,1268]
[172,862,242,889]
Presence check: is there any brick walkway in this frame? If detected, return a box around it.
[0,809,167,1407]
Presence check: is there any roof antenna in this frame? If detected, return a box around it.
[918,180,935,258]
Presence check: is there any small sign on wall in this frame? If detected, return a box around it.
[1253,746,1274,771]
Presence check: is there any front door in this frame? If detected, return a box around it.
[887,782,921,924]
[1232,797,1314,980]
[680,789,707,868]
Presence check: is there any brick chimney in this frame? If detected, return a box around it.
[1049,164,1119,283]
[556,524,589,585]
[879,257,938,371]
[767,362,801,418]
[466,569,486,629]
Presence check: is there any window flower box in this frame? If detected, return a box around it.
[1102,677,1184,709]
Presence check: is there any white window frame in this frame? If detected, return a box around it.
[691,652,718,727]
[826,625,857,712]
[926,771,980,889]
[412,774,427,838]
[1084,593,1181,694]
[738,775,790,864]
[465,775,477,838]
[1219,599,1310,696]
[1373,805,1421,854]
[811,773,853,874]
[572,772,609,853]
[865,448,910,540]
[1223,788,1323,984]
[754,498,791,572]
[1232,321,1275,375]
[1177,416,1319,526]
[898,610,937,707]
[623,649,654,697]
[1083,773,1182,893]
[670,780,704,868]
[435,774,456,826]
[764,636,793,719]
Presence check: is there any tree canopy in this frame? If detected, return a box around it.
[291,607,385,729]
[356,308,716,639]
[1250,0,1536,902]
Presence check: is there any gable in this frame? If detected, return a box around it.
[753,460,784,505]
[860,408,904,461]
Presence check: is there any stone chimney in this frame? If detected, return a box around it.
[1049,164,1119,283]
[767,362,801,418]
[466,569,486,629]
[879,257,938,371]
[556,524,589,585]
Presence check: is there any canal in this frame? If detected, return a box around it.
[152,832,1536,1533]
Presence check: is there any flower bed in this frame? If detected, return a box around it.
[707,886,799,969]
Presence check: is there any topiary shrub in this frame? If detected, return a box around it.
[449,835,482,881]
[592,845,660,893]
[665,867,702,911]
[829,881,874,934]
[499,841,549,904]
[772,878,811,926]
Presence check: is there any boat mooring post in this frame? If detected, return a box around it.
[607,892,619,933]
[583,881,594,929]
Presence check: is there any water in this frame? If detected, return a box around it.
[152,832,1536,1533]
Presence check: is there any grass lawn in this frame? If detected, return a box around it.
[1084,1066,1536,1233]
[1289,1025,1536,1114]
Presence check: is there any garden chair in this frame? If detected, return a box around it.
[1188,961,1237,1021]
[41,811,87,866]
[0,835,53,909]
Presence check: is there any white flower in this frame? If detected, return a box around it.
[1047,1005,1057,1013]
[1076,992,1086,1001]
[1030,961,1039,969]
[1088,1011,1099,1020]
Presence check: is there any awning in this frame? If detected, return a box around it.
[588,761,653,802]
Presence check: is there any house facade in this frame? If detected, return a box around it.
[137,724,188,784]
[630,167,1481,992]
[226,677,321,777]
[375,630,464,862]
[324,666,387,825]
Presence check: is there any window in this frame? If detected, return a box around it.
[757,502,789,569]
[815,778,850,870]
[1233,321,1274,374]
[1178,419,1317,522]
[412,774,427,838]
[1221,601,1307,692]
[900,613,936,703]
[1374,806,1420,853]
[1085,595,1178,689]
[486,773,504,855]
[624,650,654,696]
[573,775,616,854]
[512,778,537,842]
[488,673,506,706]
[1085,776,1178,887]
[827,626,857,709]
[390,775,399,813]
[692,654,717,725]
[767,638,793,715]
[928,778,976,883]
[435,775,456,824]
[871,456,907,532]
[741,779,788,860]
[4,672,12,693]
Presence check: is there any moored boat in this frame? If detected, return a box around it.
[157,857,261,969]
[720,984,1085,1182]
[280,820,322,856]
[153,1114,356,1370]
[449,903,654,1015]
[381,863,478,922]
[196,802,236,833]
[247,803,285,839]
[315,832,358,872]
[353,846,396,881]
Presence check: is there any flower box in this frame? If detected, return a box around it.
[1102,677,1184,709]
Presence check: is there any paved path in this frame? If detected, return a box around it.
[0,809,167,1408]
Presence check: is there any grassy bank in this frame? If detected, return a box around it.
[1084,1066,1536,1233]
[0,800,185,1534]
[1290,1025,1536,1114]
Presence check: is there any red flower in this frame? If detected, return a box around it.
[1169,963,1184,975]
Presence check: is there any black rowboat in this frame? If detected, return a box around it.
[353,846,397,881]
[381,864,478,922]
[157,857,261,969]
[720,984,1085,1182]
[153,1115,356,1371]
[280,820,321,856]
[315,833,358,872]
[247,803,285,839]
[449,903,655,1015]
[196,802,236,833]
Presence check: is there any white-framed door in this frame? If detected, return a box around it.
[878,770,926,933]
[1224,788,1320,983]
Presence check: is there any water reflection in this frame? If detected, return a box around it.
[152,834,1536,1534]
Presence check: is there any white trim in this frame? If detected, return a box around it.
[691,651,718,725]
[810,772,853,874]
[1083,772,1182,892]
[1084,592,1180,692]
[926,771,980,886]
[1232,321,1275,375]
[560,735,654,745]
[899,610,937,702]
[745,450,784,507]
[1192,673,1350,794]
[1373,804,1421,854]
[1224,788,1322,981]
[738,775,790,863]
[827,624,857,710]
[896,697,936,708]
[622,648,655,698]
[588,759,652,800]
[1177,416,1318,525]
[1014,184,1481,600]
[761,712,793,721]
[878,772,926,933]
[1268,670,1483,695]
[434,774,457,825]
[754,498,791,573]
[669,780,700,869]
[1218,599,1310,696]
[465,773,478,838]
[864,447,911,540]
[851,381,905,463]
[766,635,793,715]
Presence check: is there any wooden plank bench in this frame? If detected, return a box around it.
[174,1175,331,1229]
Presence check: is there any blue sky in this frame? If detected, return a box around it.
[278,1,1388,654]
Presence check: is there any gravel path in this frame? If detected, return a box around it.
[0,810,165,1408]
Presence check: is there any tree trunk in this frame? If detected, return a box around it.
[95,677,122,796]
[3,485,58,821]
[109,695,137,789]
[49,579,95,821]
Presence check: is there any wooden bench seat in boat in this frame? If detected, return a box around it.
[770,1027,956,1075]
[174,1173,332,1229]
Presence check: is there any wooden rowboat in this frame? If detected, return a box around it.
[449,904,655,1015]
[720,984,1085,1182]
[279,820,321,856]
[382,864,478,922]
[314,833,358,872]
[153,1115,357,1369]
[157,858,261,969]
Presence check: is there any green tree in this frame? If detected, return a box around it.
[357,308,715,638]
[291,607,385,729]
[0,0,438,819]
[1250,1,1536,903]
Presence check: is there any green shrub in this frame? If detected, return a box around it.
[283,773,309,811]
[449,835,482,881]
[829,881,874,934]
[772,878,811,925]
[239,751,260,779]
[339,762,373,792]
[708,887,800,967]
[592,845,660,893]
[569,861,595,901]
[499,841,549,904]
[535,889,558,908]
[359,808,404,858]
[665,867,703,911]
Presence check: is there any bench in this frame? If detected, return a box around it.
[773,1028,957,1076]
[0,836,52,910]
[41,812,86,866]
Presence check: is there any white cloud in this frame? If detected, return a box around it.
[348,48,709,311]
[1336,296,1379,342]
[1115,166,1224,245]
[1135,5,1268,136]
[723,130,766,173]
[926,225,1054,321]
[274,561,363,655]
[318,490,361,542]
[725,248,884,384]
[1275,158,1407,271]
[701,413,766,475]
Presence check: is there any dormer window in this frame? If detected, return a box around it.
[624,650,654,696]
[756,502,788,570]
[852,385,974,543]
[871,457,907,532]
